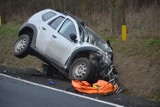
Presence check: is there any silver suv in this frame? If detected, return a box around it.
[13,9,114,81]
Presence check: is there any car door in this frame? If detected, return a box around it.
[36,16,65,53]
[46,18,80,66]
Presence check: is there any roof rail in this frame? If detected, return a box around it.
[64,12,85,26]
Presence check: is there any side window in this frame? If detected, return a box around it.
[42,12,56,21]
[49,17,64,30]
[59,19,77,40]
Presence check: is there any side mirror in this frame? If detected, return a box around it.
[106,40,113,50]
[106,40,110,46]
[70,33,77,43]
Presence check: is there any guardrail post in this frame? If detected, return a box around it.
[0,16,1,27]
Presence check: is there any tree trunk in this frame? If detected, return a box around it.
[111,0,126,35]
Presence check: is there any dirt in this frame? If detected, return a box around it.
[114,49,160,99]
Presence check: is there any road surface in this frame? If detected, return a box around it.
[0,73,122,107]
[0,65,159,107]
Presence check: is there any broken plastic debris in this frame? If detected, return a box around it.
[115,98,121,101]
[50,81,54,85]
[95,97,98,100]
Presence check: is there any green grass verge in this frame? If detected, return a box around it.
[152,92,160,101]
[0,22,42,69]
[0,22,20,37]
[144,38,160,56]
[145,38,160,47]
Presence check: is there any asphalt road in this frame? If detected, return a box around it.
[0,74,122,107]
[0,65,159,107]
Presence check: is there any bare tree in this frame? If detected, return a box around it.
[0,0,9,24]
[111,0,126,35]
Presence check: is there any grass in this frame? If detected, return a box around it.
[0,22,20,37]
[153,93,160,101]
[105,36,160,58]
[143,38,160,57]
[145,38,160,47]
[0,22,42,69]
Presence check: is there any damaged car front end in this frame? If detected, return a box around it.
[81,26,122,92]
[79,26,118,82]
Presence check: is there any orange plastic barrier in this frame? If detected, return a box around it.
[72,80,118,94]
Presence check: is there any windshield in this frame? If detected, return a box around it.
[79,26,112,53]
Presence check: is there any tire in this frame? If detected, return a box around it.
[69,58,94,81]
[13,34,31,58]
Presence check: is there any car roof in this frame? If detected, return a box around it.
[44,9,85,27]
[63,12,85,26]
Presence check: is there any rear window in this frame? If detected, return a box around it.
[59,19,77,41]
[49,17,65,30]
[42,12,56,21]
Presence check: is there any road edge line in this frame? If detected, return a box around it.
[0,73,123,107]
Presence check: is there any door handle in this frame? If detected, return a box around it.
[52,35,57,38]
[42,27,46,30]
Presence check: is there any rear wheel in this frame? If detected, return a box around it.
[13,34,31,58]
[69,58,94,81]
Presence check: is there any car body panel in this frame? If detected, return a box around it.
[17,9,114,79]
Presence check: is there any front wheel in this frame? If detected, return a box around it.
[69,58,94,81]
[13,34,31,58]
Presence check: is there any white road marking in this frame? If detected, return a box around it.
[0,73,123,107]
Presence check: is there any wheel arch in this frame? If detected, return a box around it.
[19,23,37,36]
[66,47,102,70]
[19,27,33,37]
[18,23,38,49]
